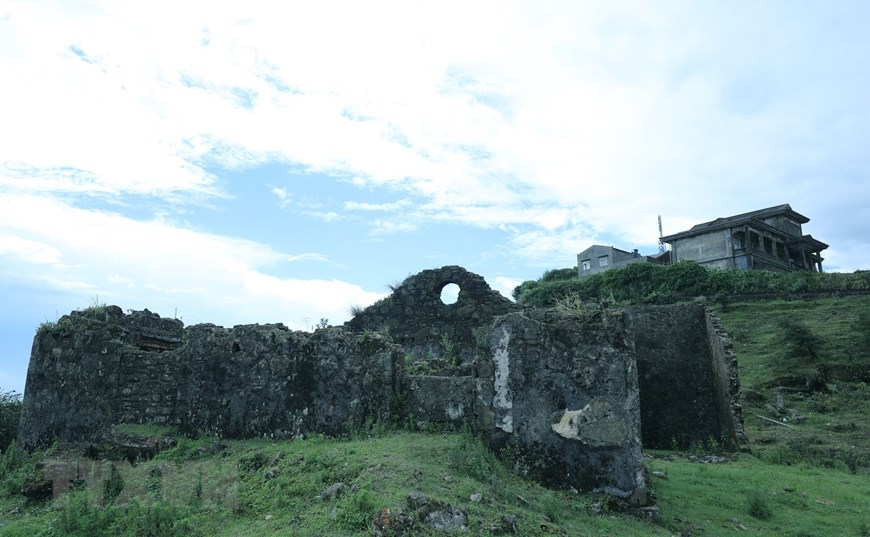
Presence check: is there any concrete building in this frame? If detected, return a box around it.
[577,245,668,278]
[659,204,828,272]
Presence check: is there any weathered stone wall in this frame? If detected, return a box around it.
[346,265,517,368]
[705,310,748,445]
[625,304,743,449]
[404,375,475,430]
[19,307,185,445]
[18,266,745,506]
[19,308,398,446]
[474,310,646,502]
[344,265,516,429]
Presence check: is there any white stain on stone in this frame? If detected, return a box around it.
[552,407,586,440]
[492,325,513,433]
[551,400,627,446]
[446,402,465,420]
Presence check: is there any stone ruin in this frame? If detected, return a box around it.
[18,266,746,508]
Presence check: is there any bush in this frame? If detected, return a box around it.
[515,279,588,307]
[54,490,200,537]
[0,389,22,452]
[0,440,40,498]
[336,487,378,530]
[661,261,710,297]
[747,491,772,520]
[779,319,822,361]
[514,262,870,306]
[539,267,578,282]
[448,428,508,483]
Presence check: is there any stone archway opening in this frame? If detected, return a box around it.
[440,283,460,305]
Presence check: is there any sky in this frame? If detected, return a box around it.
[2,1,869,395]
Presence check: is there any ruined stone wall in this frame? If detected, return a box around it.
[346,265,517,367]
[474,309,646,502]
[345,265,517,429]
[705,310,748,445]
[19,308,398,447]
[18,266,746,505]
[19,307,185,445]
[625,304,743,449]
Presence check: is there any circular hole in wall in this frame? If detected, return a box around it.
[440,283,460,305]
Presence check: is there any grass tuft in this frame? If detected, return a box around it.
[747,490,772,520]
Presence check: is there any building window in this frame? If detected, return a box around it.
[598,256,609,267]
[750,232,761,249]
[581,259,591,270]
[733,231,745,250]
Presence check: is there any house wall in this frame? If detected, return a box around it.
[761,215,802,238]
[578,246,650,278]
[672,230,732,266]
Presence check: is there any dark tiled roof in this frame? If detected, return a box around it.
[661,204,809,242]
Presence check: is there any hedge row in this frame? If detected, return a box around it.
[514,262,870,307]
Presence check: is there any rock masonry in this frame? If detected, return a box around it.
[19,266,745,506]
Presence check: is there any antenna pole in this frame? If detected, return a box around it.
[658,215,665,253]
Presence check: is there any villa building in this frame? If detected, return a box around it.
[659,204,828,273]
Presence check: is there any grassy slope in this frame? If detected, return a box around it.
[1,296,869,536]
[718,296,870,472]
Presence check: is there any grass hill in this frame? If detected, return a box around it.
[1,277,868,535]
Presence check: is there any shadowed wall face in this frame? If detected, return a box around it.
[626,305,744,449]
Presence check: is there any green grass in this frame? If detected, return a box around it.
[650,453,870,536]
[0,431,671,536]
[716,296,870,472]
[3,430,868,536]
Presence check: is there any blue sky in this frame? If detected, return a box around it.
[2,1,870,394]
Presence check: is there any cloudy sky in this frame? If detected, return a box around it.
[2,1,869,394]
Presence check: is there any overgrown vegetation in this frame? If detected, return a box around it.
[80,295,108,315]
[552,293,610,322]
[0,389,22,453]
[514,263,870,306]
[717,296,870,473]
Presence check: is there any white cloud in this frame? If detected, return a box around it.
[369,219,418,236]
[1,0,868,271]
[271,186,292,209]
[344,200,413,212]
[0,194,383,329]
[492,276,523,301]
[286,253,330,263]
[0,235,62,265]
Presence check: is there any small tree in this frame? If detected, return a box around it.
[778,319,822,361]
